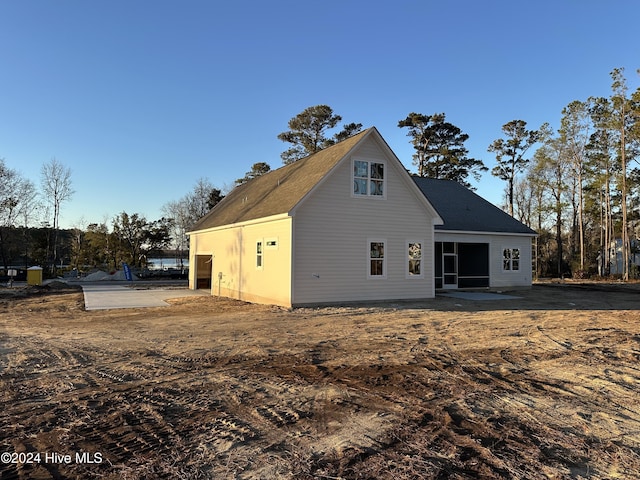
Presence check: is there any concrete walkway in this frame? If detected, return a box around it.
[81,284,208,310]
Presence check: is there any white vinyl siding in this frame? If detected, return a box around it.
[292,138,435,305]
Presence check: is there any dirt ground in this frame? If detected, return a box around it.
[1,282,639,479]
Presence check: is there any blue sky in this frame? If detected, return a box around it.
[1,0,639,229]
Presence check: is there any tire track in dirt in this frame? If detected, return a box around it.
[3,288,640,478]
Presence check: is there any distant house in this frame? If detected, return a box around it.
[600,239,640,276]
[188,127,536,307]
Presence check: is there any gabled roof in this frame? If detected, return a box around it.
[189,128,373,232]
[412,177,537,235]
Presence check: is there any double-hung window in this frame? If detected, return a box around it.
[256,241,263,269]
[407,241,423,277]
[502,248,520,271]
[353,160,385,197]
[368,240,386,278]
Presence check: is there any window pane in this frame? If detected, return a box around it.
[257,242,262,254]
[512,248,520,259]
[354,178,367,195]
[409,259,421,275]
[503,260,511,270]
[354,160,368,177]
[370,162,384,179]
[512,260,519,270]
[408,242,422,276]
[503,249,511,259]
[443,242,455,254]
[371,242,384,258]
[370,259,384,275]
[408,243,422,259]
[370,180,383,196]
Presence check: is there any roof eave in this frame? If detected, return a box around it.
[434,228,538,237]
[187,212,291,235]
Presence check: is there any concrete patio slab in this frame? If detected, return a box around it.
[81,284,208,310]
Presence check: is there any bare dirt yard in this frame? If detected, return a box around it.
[1,282,640,479]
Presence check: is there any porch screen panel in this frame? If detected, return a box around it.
[434,242,443,289]
[457,243,489,288]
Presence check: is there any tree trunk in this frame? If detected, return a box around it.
[620,109,629,280]
[578,168,585,270]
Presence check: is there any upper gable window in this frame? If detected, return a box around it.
[353,159,385,197]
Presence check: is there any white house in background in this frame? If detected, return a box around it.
[188,127,536,307]
[601,239,640,276]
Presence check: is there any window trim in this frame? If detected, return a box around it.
[352,158,386,199]
[406,240,424,279]
[367,238,387,279]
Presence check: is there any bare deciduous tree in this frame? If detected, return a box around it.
[41,158,74,274]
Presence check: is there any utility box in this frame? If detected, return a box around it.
[27,266,43,286]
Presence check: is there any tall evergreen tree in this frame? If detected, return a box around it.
[235,162,271,185]
[587,95,618,276]
[398,112,486,187]
[277,105,362,164]
[532,135,571,276]
[609,67,639,280]
[488,120,542,216]
[559,100,592,271]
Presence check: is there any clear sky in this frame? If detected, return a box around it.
[1,0,639,229]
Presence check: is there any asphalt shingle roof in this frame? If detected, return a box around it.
[412,177,537,235]
[189,128,372,232]
[189,129,536,237]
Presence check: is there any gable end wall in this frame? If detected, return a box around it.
[292,139,436,305]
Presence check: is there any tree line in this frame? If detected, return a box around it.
[514,68,640,279]
[0,158,74,275]
[2,67,638,279]
[272,69,640,280]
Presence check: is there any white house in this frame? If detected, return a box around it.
[188,127,536,307]
[600,239,640,276]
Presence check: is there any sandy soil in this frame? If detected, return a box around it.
[1,282,639,479]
